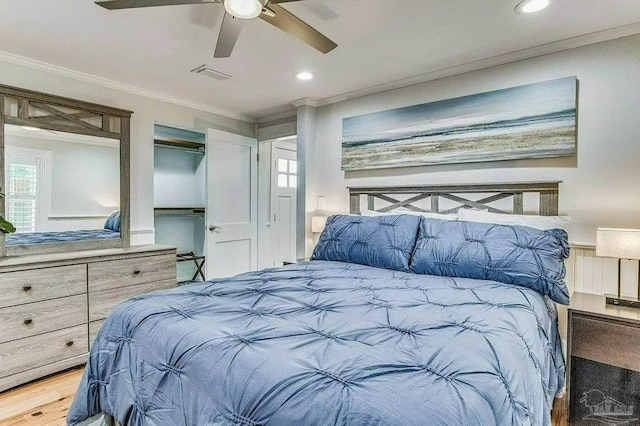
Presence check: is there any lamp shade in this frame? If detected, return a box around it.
[224,0,263,19]
[311,216,328,234]
[596,228,640,260]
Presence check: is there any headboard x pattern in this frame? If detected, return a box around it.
[348,181,561,216]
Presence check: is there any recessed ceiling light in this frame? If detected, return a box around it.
[294,71,315,81]
[20,126,40,132]
[515,0,550,14]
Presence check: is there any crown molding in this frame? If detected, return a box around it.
[0,50,254,123]
[316,22,640,108]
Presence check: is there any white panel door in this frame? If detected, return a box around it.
[206,129,258,278]
[270,142,297,266]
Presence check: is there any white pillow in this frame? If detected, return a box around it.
[458,209,571,233]
[361,208,457,221]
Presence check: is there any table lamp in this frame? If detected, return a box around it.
[596,228,640,308]
[311,216,328,234]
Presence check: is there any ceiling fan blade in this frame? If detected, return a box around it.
[268,0,303,3]
[95,0,217,10]
[259,4,337,54]
[214,12,245,58]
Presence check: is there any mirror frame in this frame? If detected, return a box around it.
[0,84,132,257]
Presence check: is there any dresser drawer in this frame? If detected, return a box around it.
[88,254,176,292]
[571,314,640,372]
[0,265,86,309]
[0,325,88,379]
[0,295,87,344]
[89,278,176,322]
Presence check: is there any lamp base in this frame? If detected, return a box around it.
[605,294,640,309]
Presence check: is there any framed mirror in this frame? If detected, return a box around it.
[0,84,132,256]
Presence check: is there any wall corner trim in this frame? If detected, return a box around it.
[292,98,319,108]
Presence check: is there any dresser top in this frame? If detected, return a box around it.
[0,244,175,271]
[569,291,640,324]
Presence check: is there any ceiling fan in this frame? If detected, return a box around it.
[95,0,338,58]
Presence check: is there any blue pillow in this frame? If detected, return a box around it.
[409,217,570,304]
[104,211,121,232]
[311,214,421,272]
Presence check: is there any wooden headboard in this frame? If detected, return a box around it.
[348,181,561,216]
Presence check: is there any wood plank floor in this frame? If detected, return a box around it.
[0,368,569,425]
[0,368,83,426]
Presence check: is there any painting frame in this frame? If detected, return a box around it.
[341,76,578,171]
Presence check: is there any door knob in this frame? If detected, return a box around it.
[209,225,223,232]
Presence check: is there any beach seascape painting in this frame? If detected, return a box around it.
[341,76,577,170]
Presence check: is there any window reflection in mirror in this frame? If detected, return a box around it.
[3,124,120,246]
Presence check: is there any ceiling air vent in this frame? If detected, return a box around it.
[191,65,232,81]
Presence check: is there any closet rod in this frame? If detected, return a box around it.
[154,212,204,217]
[154,144,205,155]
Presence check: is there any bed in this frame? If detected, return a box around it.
[68,182,568,426]
[5,229,119,245]
[6,212,121,246]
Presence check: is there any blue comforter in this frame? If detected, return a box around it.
[68,261,565,426]
[6,229,119,245]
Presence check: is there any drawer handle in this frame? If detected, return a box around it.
[23,285,32,292]
[66,341,74,347]
[23,318,33,325]
[133,269,141,275]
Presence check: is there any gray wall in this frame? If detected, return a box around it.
[0,59,255,244]
[311,34,640,244]
[5,133,120,231]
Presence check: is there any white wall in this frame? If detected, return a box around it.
[0,59,255,245]
[153,148,206,208]
[311,34,640,246]
[257,116,296,141]
[153,146,206,280]
[154,214,205,281]
[5,134,119,231]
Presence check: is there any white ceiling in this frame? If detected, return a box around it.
[0,0,639,121]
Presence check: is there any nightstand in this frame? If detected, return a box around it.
[283,258,310,266]
[567,292,640,424]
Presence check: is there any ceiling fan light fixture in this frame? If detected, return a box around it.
[515,0,550,14]
[294,71,315,81]
[224,0,263,19]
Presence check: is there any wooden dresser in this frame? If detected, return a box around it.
[0,245,176,392]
